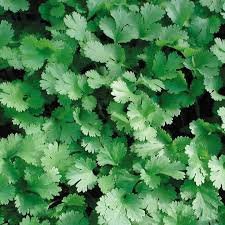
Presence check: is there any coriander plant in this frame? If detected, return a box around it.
[0,0,225,224]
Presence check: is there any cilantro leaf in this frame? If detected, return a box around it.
[73,108,102,137]
[107,101,131,133]
[189,15,221,46]
[157,25,188,48]
[0,175,15,204]
[152,51,183,80]
[85,70,111,89]
[166,0,194,27]
[111,79,137,104]
[131,139,164,159]
[41,142,72,174]
[193,184,222,222]
[55,71,89,100]
[163,201,197,225]
[209,156,225,190]
[97,137,127,166]
[218,107,225,130]
[57,211,88,225]
[137,3,164,41]
[66,158,97,192]
[64,12,88,41]
[40,63,67,95]
[20,36,55,70]
[84,41,111,63]
[96,189,145,225]
[0,81,44,112]
[25,167,61,200]
[185,141,208,186]
[20,216,49,225]
[0,20,13,48]
[0,0,29,12]
[211,38,225,63]
[15,193,47,216]
[99,8,138,43]
[141,156,185,189]
[199,0,225,12]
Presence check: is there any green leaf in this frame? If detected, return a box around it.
[189,15,221,46]
[61,193,86,209]
[127,95,165,129]
[185,141,208,186]
[0,133,22,159]
[0,81,44,112]
[164,71,187,94]
[211,38,225,63]
[20,216,49,225]
[107,101,131,133]
[199,0,225,12]
[0,20,13,48]
[81,136,101,153]
[131,139,164,159]
[73,108,102,137]
[64,12,88,41]
[137,3,164,41]
[99,8,138,43]
[15,193,48,215]
[25,167,61,200]
[40,63,66,94]
[84,41,110,63]
[111,80,137,104]
[96,189,145,225]
[57,211,89,225]
[85,70,111,89]
[98,175,115,194]
[167,136,190,164]
[218,107,225,130]
[157,25,188,47]
[152,51,183,80]
[81,95,97,111]
[184,51,220,78]
[0,0,29,12]
[137,76,165,92]
[55,71,88,100]
[20,36,56,70]
[97,138,127,166]
[0,175,15,204]
[163,201,197,225]
[141,156,185,189]
[209,156,225,190]
[133,126,157,142]
[41,142,72,174]
[17,134,45,165]
[0,46,23,69]
[166,0,194,27]
[192,184,222,222]
[87,0,105,17]
[43,114,81,144]
[66,158,97,192]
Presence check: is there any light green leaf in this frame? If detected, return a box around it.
[64,12,88,41]
[209,156,225,190]
[66,158,97,192]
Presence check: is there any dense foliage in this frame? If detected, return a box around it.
[1,0,225,224]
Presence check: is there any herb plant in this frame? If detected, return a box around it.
[1,0,225,224]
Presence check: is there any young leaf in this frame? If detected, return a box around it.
[64,12,88,41]
[209,156,225,190]
[66,158,97,192]
[0,20,14,48]
[0,0,29,12]
[166,0,194,27]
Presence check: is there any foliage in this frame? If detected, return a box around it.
[0,0,225,224]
